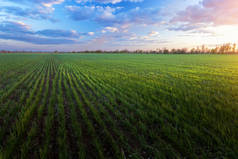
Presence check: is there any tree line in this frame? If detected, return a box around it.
[1,43,237,54]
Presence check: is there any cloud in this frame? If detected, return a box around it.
[0,6,55,21]
[168,23,204,31]
[76,0,122,4]
[127,33,160,42]
[0,21,93,44]
[88,32,95,35]
[65,5,164,47]
[66,5,94,21]
[36,29,80,38]
[40,0,64,7]
[75,0,143,4]
[171,0,238,28]
[0,21,33,34]
[66,5,162,27]
[1,0,65,22]
[0,33,75,44]
[149,31,159,36]
[95,29,163,48]
[102,26,119,33]
[8,0,64,7]
[66,5,118,21]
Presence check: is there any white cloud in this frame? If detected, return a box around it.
[75,0,143,4]
[97,6,116,20]
[67,5,163,28]
[88,32,95,35]
[149,31,159,36]
[66,5,119,21]
[102,26,119,33]
[42,0,64,7]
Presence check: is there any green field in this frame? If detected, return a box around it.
[0,53,237,159]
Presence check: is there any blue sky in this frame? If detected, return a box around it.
[0,0,237,51]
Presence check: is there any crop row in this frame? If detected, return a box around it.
[0,54,237,159]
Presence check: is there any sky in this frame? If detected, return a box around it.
[0,0,237,51]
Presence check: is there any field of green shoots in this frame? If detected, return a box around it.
[0,53,237,159]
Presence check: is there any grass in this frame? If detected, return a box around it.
[0,53,237,159]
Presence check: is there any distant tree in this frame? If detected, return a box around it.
[201,45,206,53]
[95,50,103,53]
[232,43,237,53]
[114,49,119,53]
[120,49,129,53]
[182,48,188,54]
[214,46,219,54]
[163,48,169,54]
[170,49,175,54]
[190,48,196,54]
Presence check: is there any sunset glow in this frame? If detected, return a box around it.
[0,0,237,51]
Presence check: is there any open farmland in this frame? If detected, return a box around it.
[0,53,237,159]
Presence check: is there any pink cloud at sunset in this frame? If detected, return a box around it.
[172,0,238,26]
